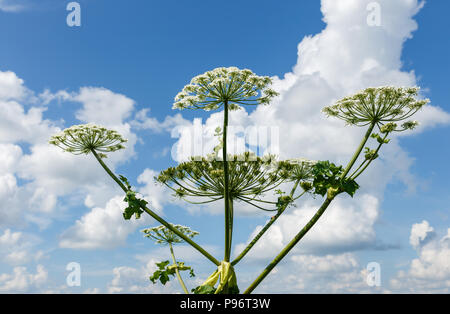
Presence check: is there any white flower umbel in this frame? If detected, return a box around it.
[323,86,429,132]
[49,124,127,157]
[172,67,279,111]
[142,224,199,245]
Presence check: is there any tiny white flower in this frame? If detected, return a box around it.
[172,67,279,111]
[49,124,127,157]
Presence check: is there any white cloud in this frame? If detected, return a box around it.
[0,173,22,228]
[131,108,190,133]
[0,100,58,144]
[137,168,175,213]
[59,196,150,250]
[0,229,44,265]
[409,220,436,249]
[0,265,48,292]
[0,70,27,99]
[0,144,22,174]
[390,222,450,293]
[0,0,26,12]
[240,251,387,293]
[74,87,134,127]
[233,194,380,259]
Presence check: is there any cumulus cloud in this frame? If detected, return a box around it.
[0,71,27,100]
[390,221,450,293]
[74,87,134,127]
[0,265,48,293]
[239,251,387,293]
[0,100,58,144]
[131,109,190,134]
[59,196,150,250]
[233,194,380,259]
[0,229,44,265]
[409,220,436,249]
[136,168,178,214]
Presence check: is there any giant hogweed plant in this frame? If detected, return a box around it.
[49,67,428,294]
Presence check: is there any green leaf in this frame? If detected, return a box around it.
[159,272,171,285]
[156,260,170,270]
[192,284,216,294]
[149,270,161,284]
[311,161,360,198]
[149,260,195,287]
[121,186,147,220]
[341,179,360,197]
[119,175,132,189]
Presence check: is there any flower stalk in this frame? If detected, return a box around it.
[169,242,189,294]
[223,100,232,262]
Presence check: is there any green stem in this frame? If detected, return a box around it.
[223,100,232,262]
[348,159,369,179]
[231,180,301,266]
[340,122,376,179]
[169,242,189,294]
[351,133,389,180]
[228,199,234,258]
[243,196,334,294]
[92,149,128,192]
[91,149,221,266]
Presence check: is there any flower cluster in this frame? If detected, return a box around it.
[286,158,317,181]
[156,152,310,211]
[142,224,199,245]
[49,124,127,157]
[172,67,279,111]
[323,86,429,132]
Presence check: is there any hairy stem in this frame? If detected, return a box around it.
[91,149,220,266]
[223,100,232,262]
[169,242,189,294]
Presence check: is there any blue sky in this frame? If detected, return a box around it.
[0,0,449,293]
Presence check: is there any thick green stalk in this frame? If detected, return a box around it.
[169,242,189,294]
[223,100,232,262]
[340,122,375,179]
[228,199,234,256]
[231,180,300,266]
[91,149,220,266]
[243,196,334,294]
